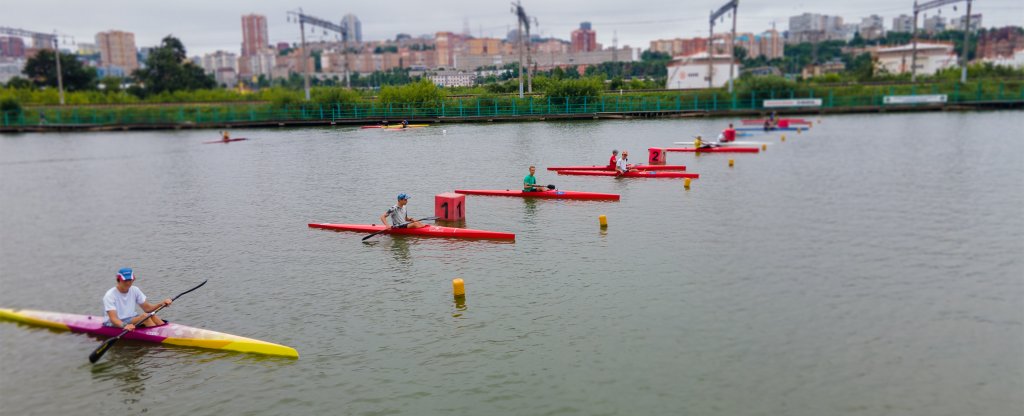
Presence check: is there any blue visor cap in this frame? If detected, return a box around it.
[397,193,409,200]
[117,268,135,281]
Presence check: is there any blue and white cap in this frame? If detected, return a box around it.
[397,193,410,200]
[116,267,135,282]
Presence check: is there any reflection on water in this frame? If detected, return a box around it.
[90,344,152,396]
[453,295,467,318]
[388,236,412,264]
[521,198,539,223]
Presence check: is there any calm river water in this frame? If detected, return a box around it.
[1,111,1021,416]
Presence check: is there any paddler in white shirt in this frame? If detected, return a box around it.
[103,268,172,331]
[615,151,632,176]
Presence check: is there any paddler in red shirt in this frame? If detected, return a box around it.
[608,150,619,168]
[721,123,736,143]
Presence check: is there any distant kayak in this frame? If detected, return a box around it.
[736,127,802,132]
[204,138,248,144]
[309,223,514,240]
[0,308,298,358]
[672,141,767,147]
[741,118,811,125]
[665,147,760,153]
[454,189,620,201]
[547,164,687,172]
[556,170,699,179]
[360,125,429,129]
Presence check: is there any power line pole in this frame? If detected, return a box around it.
[511,2,537,95]
[960,0,972,84]
[0,27,65,104]
[912,0,973,83]
[708,0,739,91]
[287,9,347,100]
[53,33,64,106]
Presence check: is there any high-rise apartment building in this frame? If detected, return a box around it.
[341,14,362,44]
[468,38,502,55]
[571,22,598,53]
[649,37,708,57]
[201,51,238,73]
[0,36,26,58]
[859,15,885,40]
[95,30,139,73]
[732,27,785,60]
[241,14,268,56]
[952,14,983,32]
[787,13,846,44]
[892,15,914,33]
[923,15,947,34]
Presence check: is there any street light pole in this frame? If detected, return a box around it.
[53,33,65,105]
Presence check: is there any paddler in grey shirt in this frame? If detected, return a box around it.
[380,193,426,229]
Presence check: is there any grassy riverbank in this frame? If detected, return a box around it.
[3,78,1021,131]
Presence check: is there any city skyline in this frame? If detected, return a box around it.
[5,0,1022,56]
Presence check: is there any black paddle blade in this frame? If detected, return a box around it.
[362,229,387,241]
[89,337,119,363]
[547,184,556,190]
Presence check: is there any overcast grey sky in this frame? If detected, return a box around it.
[7,0,1023,55]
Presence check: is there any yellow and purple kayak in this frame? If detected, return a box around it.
[0,308,298,358]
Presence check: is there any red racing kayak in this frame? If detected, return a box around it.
[556,170,699,179]
[308,223,514,240]
[454,189,620,201]
[360,124,429,129]
[741,118,811,125]
[665,147,760,153]
[547,164,687,171]
[204,138,248,144]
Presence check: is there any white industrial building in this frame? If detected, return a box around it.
[875,42,958,75]
[429,70,477,87]
[665,52,739,89]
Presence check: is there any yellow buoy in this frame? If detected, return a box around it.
[729,159,735,167]
[797,127,802,134]
[684,178,691,189]
[781,134,786,142]
[762,144,767,151]
[599,215,608,227]
[452,278,465,297]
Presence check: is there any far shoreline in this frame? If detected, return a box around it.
[3,100,1021,133]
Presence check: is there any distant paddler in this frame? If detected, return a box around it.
[615,150,633,176]
[524,166,553,192]
[220,130,231,143]
[721,123,737,143]
[608,149,619,168]
[693,135,720,149]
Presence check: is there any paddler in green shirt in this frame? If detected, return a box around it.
[523,166,546,192]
